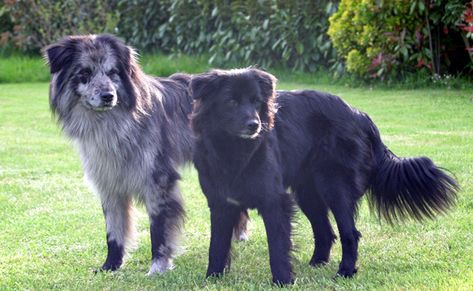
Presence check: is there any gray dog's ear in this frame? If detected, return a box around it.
[250,69,277,99]
[190,70,225,101]
[43,37,78,74]
[95,34,137,74]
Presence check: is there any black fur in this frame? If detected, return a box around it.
[102,237,125,271]
[190,68,458,281]
[191,69,294,284]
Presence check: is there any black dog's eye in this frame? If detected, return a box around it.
[251,97,263,110]
[255,100,263,110]
[78,68,92,84]
[227,99,239,107]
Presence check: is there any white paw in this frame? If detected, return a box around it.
[233,230,249,242]
[237,232,249,241]
[147,258,175,276]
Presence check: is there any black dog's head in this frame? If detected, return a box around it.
[43,34,145,116]
[190,68,277,139]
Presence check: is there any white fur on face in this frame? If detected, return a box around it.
[76,46,119,111]
[77,75,118,110]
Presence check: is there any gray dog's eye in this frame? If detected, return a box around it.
[107,69,119,77]
[78,68,92,84]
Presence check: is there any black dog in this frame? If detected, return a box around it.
[190,68,458,284]
[192,68,294,284]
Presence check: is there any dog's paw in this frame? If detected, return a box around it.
[97,259,122,273]
[272,276,294,286]
[232,230,249,242]
[334,267,357,279]
[309,258,329,268]
[147,258,175,276]
[93,263,120,274]
[205,270,225,279]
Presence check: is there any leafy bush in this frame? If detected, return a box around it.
[0,2,14,53]
[3,0,470,81]
[4,0,119,53]
[116,0,172,53]
[443,0,473,71]
[329,1,426,79]
[328,0,471,80]
[118,0,339,72]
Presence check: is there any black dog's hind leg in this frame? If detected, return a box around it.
[146,170,185,275]
[206,206,240,278]
[260,194,294,285]
[316,175,361,278]
[329,195,360,277]
[100,195,134,271]
[332,202,360,278]
[295,182,336,267]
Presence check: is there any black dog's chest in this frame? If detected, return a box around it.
[196,143,281,209]
[225,175,268,209]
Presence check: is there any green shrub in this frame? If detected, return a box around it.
[0,2,14,54]
[328,0,471,80]
[328,0,424,79]
[116,0,172,53]
[4,0,119,53]
[118,0,339,72]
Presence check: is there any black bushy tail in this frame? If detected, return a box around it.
[364,116,459,224]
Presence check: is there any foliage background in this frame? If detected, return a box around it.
[1,0,472,81]
[329,0,472,81]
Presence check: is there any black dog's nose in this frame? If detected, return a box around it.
[100,92,114,103]
[247,120,259,132]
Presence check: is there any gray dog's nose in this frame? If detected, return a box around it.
[100,92,114,103]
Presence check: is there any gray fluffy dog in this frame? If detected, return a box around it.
[44,34,194,274]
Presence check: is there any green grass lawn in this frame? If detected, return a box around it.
[1,81,472,290]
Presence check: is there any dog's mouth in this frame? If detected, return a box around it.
[238,128,261,139]
[92,105,113,112]
[83,101,115,112]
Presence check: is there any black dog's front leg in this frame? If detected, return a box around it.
[260,195,294,285]
[206,206,240,278]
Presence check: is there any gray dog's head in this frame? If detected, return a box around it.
[44,34,143,116]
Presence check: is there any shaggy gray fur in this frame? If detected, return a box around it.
[44,34,192,274]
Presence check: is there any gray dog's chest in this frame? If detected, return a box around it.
[77,135,155,196]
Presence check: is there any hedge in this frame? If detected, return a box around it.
[1,0,472,80]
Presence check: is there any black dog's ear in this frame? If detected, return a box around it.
[43,37,78,74]
[250,69,277,98]
[189,74,208,100]
[249,68,278,130]
[190,70,226,101]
